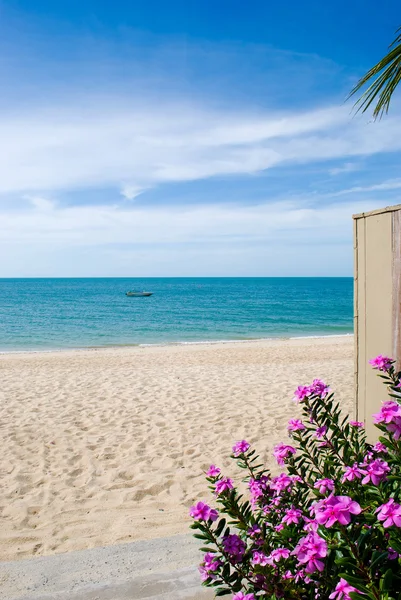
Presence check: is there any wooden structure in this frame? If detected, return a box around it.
[354,204,401,441]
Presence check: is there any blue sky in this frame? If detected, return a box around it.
[1,0,401,276]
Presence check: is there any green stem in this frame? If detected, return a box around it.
[340,526,381,600]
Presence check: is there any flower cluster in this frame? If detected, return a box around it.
[312,495,362,527]
[369,354,394,372]
[273,442,296,466]
[190,354,401,599]
[199,552,222,581]
[214,476,233,496]
[189,501,218,522]
[292,532,327,574]
[223,534,246,561]
[329,578,358,600]
[293,378,330,403]
[376,499,401,527]
[232,440,251,456]
[374,400,401,439]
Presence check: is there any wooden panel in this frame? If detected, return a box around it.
[354,203,401,220]
[363,212,393,441]
[355,217,366,424]
[392,210,401,370]
[353,218,359,421]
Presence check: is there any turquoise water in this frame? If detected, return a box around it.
[0,278,353,351]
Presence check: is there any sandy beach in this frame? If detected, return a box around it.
[0,336,354,562]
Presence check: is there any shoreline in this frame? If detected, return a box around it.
[0,332,353,355]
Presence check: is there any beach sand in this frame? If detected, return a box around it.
[0,336,354,562]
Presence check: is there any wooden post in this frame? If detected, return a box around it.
[392,210,401,371]
[353,204,400,441]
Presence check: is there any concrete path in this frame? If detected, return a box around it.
[0,535,215,600]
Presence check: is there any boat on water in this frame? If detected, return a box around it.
[126,290,153,297]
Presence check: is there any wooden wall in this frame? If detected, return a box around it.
[354,205,401,441]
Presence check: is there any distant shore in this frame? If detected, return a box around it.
[0,332,353,354]
[0,335,354,561]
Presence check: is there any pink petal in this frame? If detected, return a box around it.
[337,513,351,525]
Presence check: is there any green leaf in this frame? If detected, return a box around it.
[193,533,210,541]
[380,568,394,592]
[389,535,401,554]
[215,588,231,596]
[215,518,226,537]
[370,550,388,569]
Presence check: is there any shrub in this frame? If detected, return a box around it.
[190,357,401,599]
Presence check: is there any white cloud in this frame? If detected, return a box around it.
[120,184,145,200]
[329,162,361,176]
[24,195,55,211]
[0,196,379,276]
[330,178,401,197]
[0,98,400,199]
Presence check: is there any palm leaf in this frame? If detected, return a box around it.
[348,26,401,119]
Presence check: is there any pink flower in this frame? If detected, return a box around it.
[206,465,221,477]
[293,569,306,582]
[293,380,330,403]
[329,578,358,600]
[232,440,251,457]
[222,534,246,560]
[360,458,390,485]
[342,463,364,483]
[292,532,327,574]
[247,523,261,537]
[214,477,234,496]
[288,419,306,432]
[233,593,255,600]
[373,401,401,424]
[314,478,335,495]
[251,551,269,566]
[283,570,294,580]
[315,426,328,439]
[266,547,290,564]
[388,547,399,560]
[309,379,330,399]
[203,552,222,570]
[369,355,393,372]
[349,420,364,428]
[362,451,374,464]
[387,417,401,440]
[304,518,319,532]
[313,495,361,528]
[189,501,218,522]
[282,507,303,525]
[248,476,269,507]
[199,566,214,582]
[273,442,296,466]
[294,385,310,403]
[376,499,401,527]
[373,442,387,453]
[373,401,401,439]
[271,473,296,493]
[198,552,222,581]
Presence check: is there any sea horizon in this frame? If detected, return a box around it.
[0,277,353,351]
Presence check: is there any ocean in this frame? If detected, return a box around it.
[0,278,353,351]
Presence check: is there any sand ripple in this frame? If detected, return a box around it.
[0,337,354,560]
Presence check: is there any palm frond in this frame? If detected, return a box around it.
[348,27,401,119]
